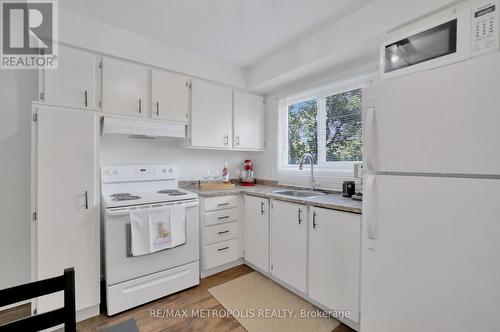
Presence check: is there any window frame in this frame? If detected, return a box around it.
[278,75,372,173]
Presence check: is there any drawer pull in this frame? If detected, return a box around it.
[218,230,230,235]
[218,246,229,252]
[218,216,230,220]
[217,203,230,206]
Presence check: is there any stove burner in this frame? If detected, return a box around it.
[157,189,187,196]
[112,195,141,201]
[110,193,131,197]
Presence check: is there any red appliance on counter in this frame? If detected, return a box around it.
[240,159,255,186]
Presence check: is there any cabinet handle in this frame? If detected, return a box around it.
[260,201,265,215]
[218,230,230,235]
[217,216,230,220]
[312,211,317,229]
[156,101,160,116]
[217,203,229,207]
[139,98,142,114]
[224,135,229,146]
[84,90,88,107]
[84,190,89,210]
[236,135,240,146]
[218,246,229,252]
[298,208,302,224]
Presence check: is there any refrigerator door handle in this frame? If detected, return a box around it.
[364,106,376,172]
[365,174,377,242]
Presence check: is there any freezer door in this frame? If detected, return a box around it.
[361,175,500,332]
[363,52,500,175]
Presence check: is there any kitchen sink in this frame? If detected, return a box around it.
[272,190,326,198]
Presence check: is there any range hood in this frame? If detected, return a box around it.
[102,117,186,138]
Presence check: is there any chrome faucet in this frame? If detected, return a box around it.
[298,153,319,190]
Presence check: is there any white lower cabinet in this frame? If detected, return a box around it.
[243,195,269,272]
[270,200,308,293]
[309,207,361,324]
[200,195,243,276]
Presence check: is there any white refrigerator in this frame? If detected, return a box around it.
[361,52,500,331]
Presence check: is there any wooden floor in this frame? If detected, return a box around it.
[0,265,355,332]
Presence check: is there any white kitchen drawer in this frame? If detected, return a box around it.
[204,208,238,226]
[205,221,238,245]
[203,195,239,211]
[204,239,238,270]
[107,261,199,315]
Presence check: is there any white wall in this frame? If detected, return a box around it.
[100,135,260,181]
[59,10,246,89]
[0,71,37,289]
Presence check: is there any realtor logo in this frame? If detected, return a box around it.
[1,0,58,69]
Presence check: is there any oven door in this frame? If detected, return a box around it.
[104,199,199,285]
[380,10,471,80]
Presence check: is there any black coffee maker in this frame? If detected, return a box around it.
[342,181,355,197]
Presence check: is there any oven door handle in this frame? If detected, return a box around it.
[107,200,199,217]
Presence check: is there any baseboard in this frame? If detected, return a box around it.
[201,259,244,278]
[0,300,31,312]
[77,304,100,322]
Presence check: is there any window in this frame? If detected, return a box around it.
[281,83,365,170]
[287,99,318,165]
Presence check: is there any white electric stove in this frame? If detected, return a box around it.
[101,165,200,315]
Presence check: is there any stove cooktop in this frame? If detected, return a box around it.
[103,188,198,208]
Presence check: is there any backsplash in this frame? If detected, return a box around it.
[100,134,260,181]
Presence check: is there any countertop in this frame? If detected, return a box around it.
[182,184,362,214]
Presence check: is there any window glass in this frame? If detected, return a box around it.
[287,99,318,165]
[325,89,363,162]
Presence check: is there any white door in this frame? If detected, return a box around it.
[33,105,99,313]
[151,69,188,122]
[309,207,361,324]
[233,91,265,150]
[243,195,269,272]
[101,57,148,118]
[270,200,307,293]
[363,52,500,175]
[42,45,96,109]
[361,175,500,332]
[190,80,232,149]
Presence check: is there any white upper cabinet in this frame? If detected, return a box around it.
[190,80,233,149]
[233,91,265,150]
[41,45,97,109]
[101,57,148,118]
[309,207,361,324]
[244,195,269,272]
[270,200,308,293]
[151,69,189,123]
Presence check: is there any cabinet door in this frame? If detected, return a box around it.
[233,91,265,150]
[309,207,361,323]
[101,57,148,118]
[42,45,96,109]
[244,195,269,272]
[34,105,99,313]
[270,200,307,293]
[151,69,188,122]
[190,80,232,149]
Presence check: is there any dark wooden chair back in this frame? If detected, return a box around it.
[0,268,76,332]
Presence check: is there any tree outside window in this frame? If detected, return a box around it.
[284,88,363,168]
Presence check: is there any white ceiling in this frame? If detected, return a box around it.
[59,0,367,68]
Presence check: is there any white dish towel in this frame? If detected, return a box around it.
[170,205,186,248]
[149,207,172,252]
[130,208,151,256]
[130,205,187,256]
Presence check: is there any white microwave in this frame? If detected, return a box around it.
[380,1,499,80]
